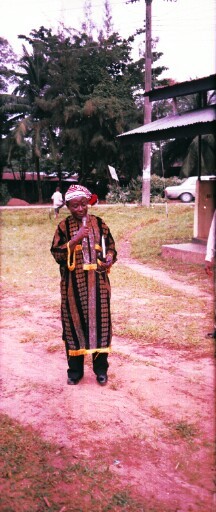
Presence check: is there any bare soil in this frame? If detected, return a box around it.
[6,198,30,206]
[0,242,215,512]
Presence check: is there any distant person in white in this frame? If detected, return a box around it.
[51,187,64,219]
[205,210,216,339]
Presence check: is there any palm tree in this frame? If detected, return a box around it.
[157,92,216,178]
[11,30,52,202]
[180,134,216,177]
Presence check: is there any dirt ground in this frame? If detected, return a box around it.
[0,241,215,512]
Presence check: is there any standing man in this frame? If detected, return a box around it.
[50,184,117,385]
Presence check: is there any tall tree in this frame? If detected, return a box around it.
[1,20,169,198]
[11,28,55,201]
[81,0,96,40]
[0,38,19,177]
[102,0,114,39]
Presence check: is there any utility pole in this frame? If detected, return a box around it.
[128,0,177,206]
[142,0,152,206]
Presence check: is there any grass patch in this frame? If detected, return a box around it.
[110,265,211,349]
[163,419,200,447]
[0,413,147,512]
[171,420,198,441]
[0,204,208,287]
[130,205,194,262]
[1,206,213,351]
[20,331,38,343]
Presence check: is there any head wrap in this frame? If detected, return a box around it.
[65,184,92,203]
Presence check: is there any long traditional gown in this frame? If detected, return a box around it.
[51,213,117,357]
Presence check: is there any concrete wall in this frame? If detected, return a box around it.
[193,180,216,241]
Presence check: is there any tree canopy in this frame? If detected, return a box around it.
[4,1,206,200]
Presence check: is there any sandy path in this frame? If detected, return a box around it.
[0,256,215,511]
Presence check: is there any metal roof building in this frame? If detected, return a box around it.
[117,106,216,143]
[117,74,216,144]
[117,74,216,258]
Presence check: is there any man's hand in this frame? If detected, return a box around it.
[77,225,89,241]
[69,226,89,248]
[99,254,113,270]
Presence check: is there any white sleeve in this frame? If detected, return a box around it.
[205,211,216,262]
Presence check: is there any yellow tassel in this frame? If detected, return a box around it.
[68,347,111,356]
[83,263,97,270]
[67,242,107,272]
[67,243,82,271]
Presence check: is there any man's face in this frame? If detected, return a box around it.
[67,196,88,221]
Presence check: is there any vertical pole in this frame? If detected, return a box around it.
[142,0,152,207]
[198,135,201,180]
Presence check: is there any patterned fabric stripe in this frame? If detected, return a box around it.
[51,225,67,262]
[68,271,87,349]
[62,269,83,350]
[96,273,102,347]
[87,269,97,349]
[65,258,89,348]
[68,347,111,356]
[96,272,111,348]
[71,260,88,335]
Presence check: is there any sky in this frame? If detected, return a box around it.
[1,0,216,82]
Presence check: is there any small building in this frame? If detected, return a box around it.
[118,74,216,263]
[1,170,78,203]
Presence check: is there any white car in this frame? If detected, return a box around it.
[164,176,215,203]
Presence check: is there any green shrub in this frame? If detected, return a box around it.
[0,183,11,205]
[106,177,142,204]
[106,175,183,203]
[106,184,131,204]
[150,174,166,197]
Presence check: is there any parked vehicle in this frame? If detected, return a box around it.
[164,176,216,203]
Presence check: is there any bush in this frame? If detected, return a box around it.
[106,177,142,204]
[106,175,183,203]
[150,174,166,197]
[106,184,131,204]
[0,183,11,205]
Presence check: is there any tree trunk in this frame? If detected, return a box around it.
[57,161,62,187]
[35,156,43,203]
[20,180,27,201]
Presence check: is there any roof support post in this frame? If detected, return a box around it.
[198,135,201,180]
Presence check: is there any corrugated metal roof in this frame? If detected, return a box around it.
[118,107,216,137]
[117,106,216,142]
[145,74,216,100]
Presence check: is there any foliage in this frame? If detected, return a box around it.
[106,183,131,204]
[180,134,216,177]
[106,174,183,203]
[0,37,17,92]
[0,6,169,196]
[158,94,216,177]
[0,183,11,205]
[106,176,143,203]
[0,38,19,177]
[1,5,214,196]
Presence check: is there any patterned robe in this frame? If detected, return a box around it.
[50,214,117,356]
